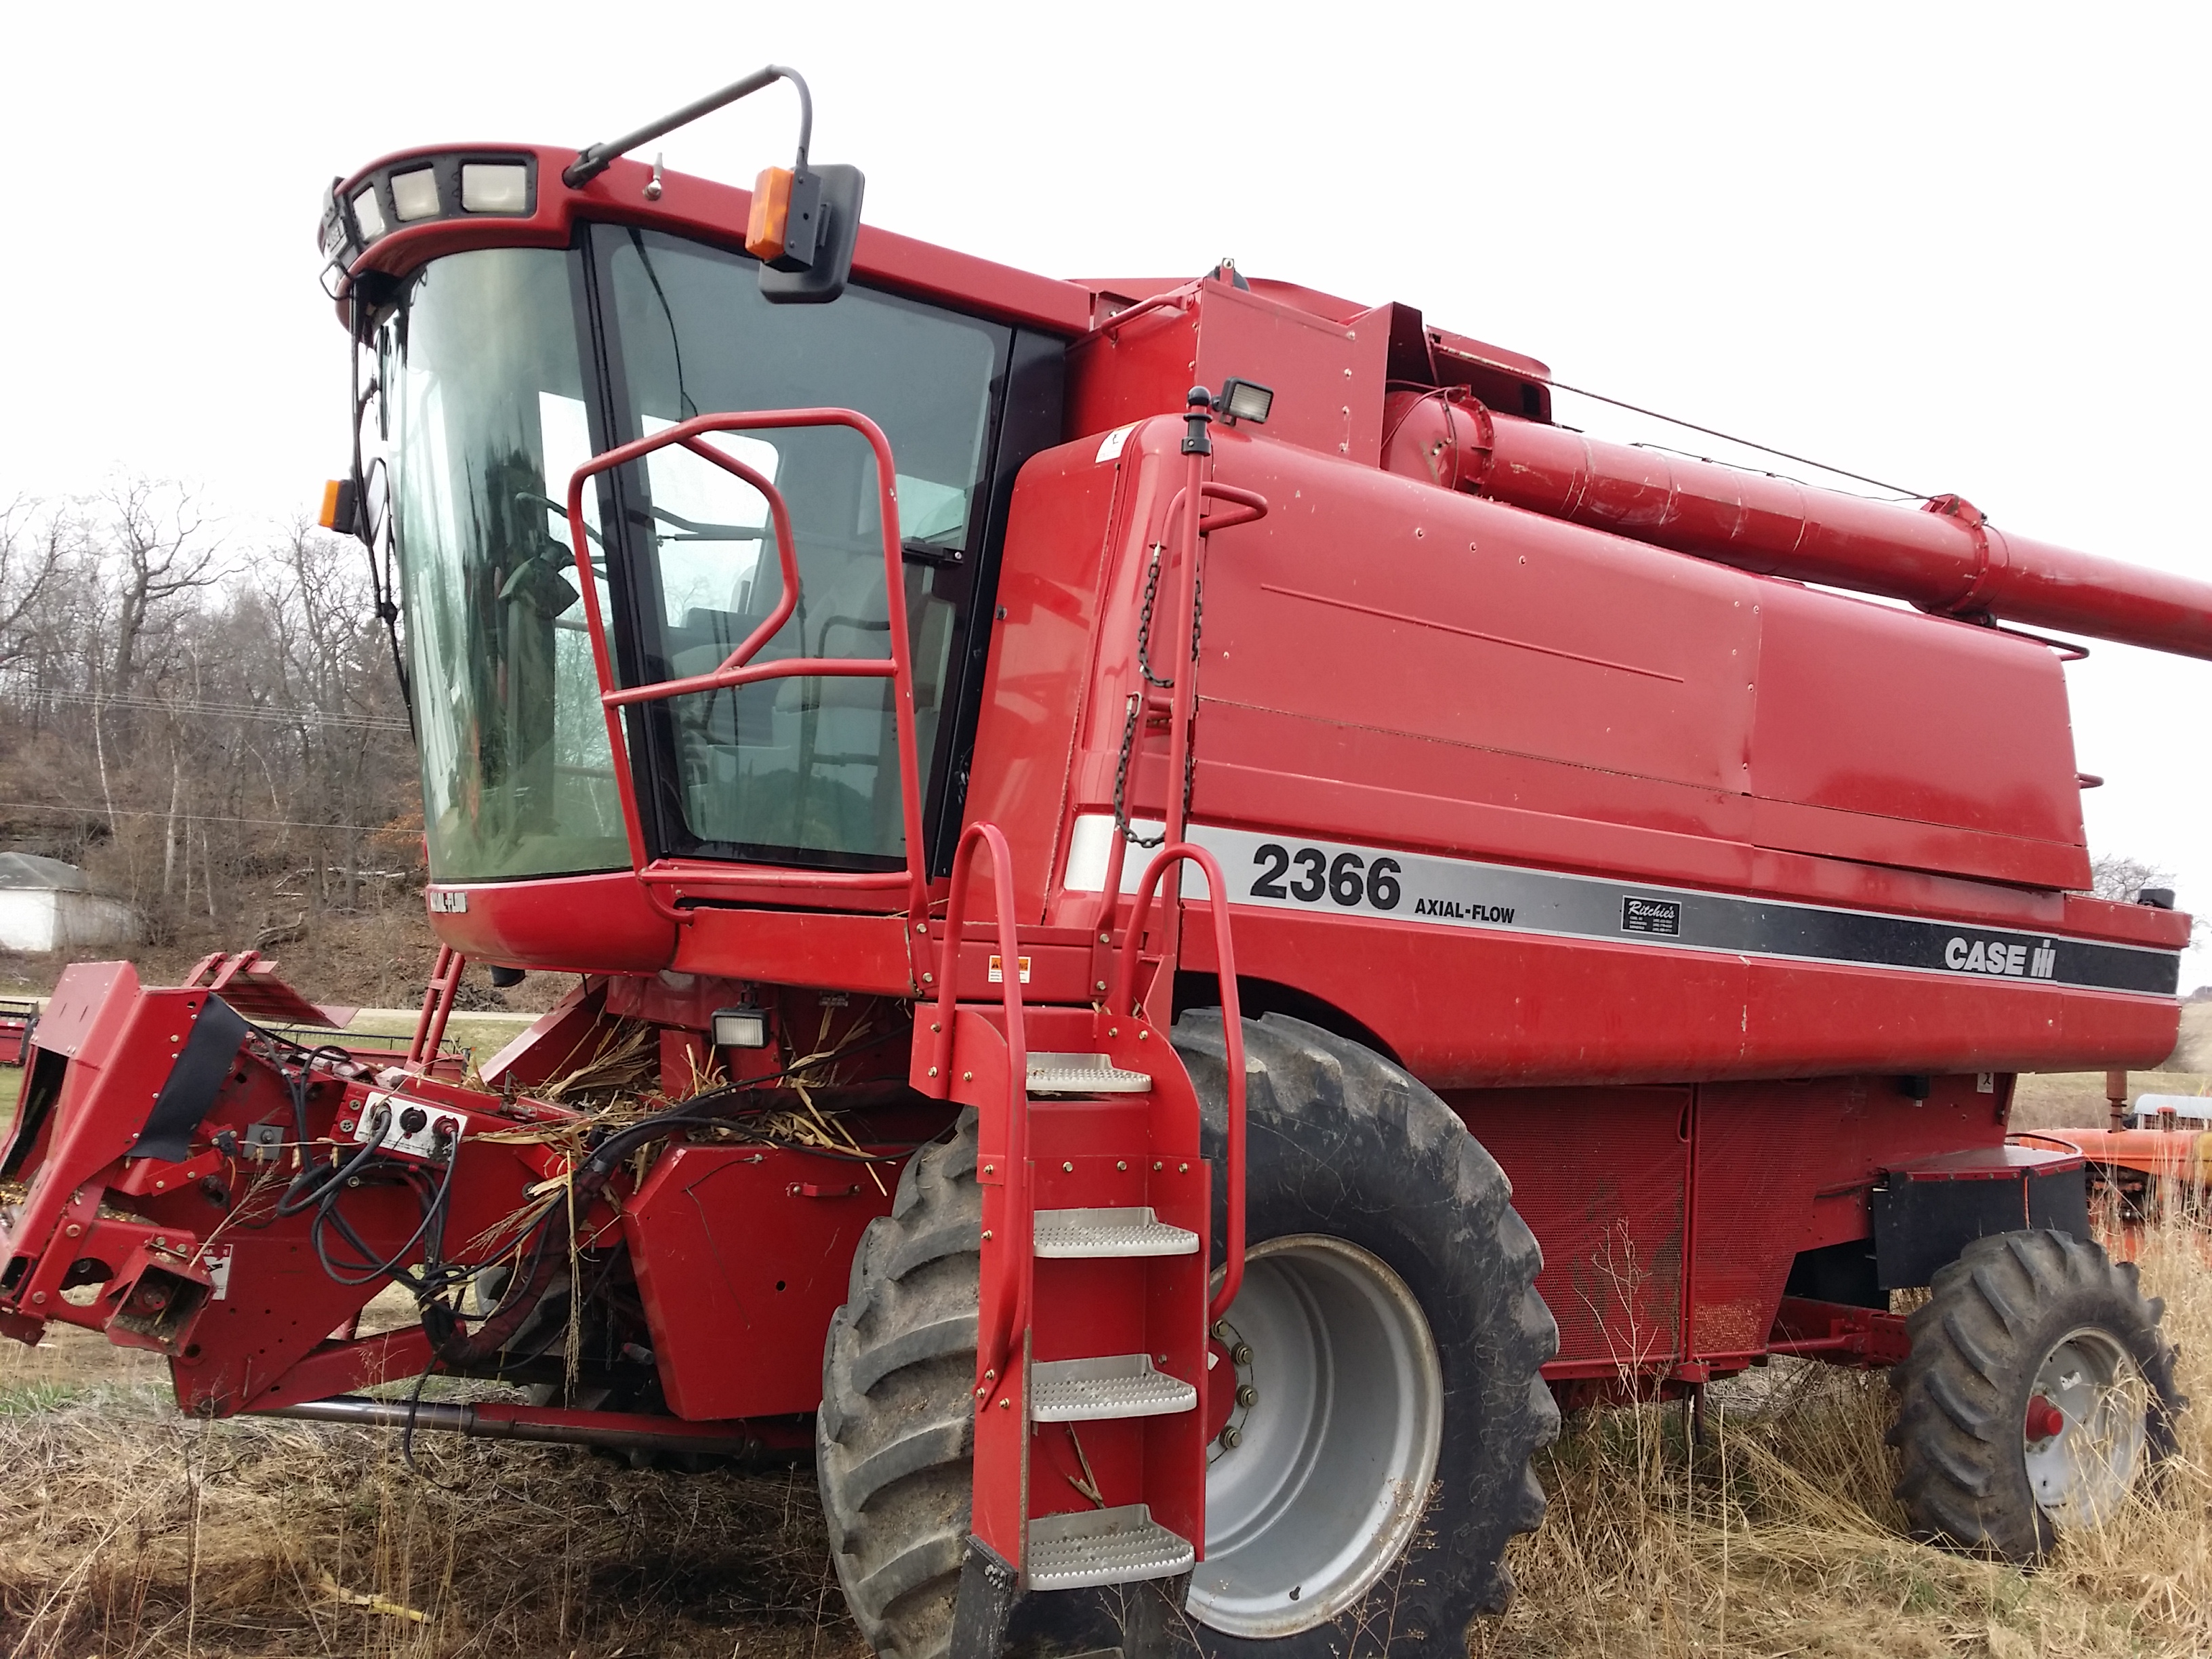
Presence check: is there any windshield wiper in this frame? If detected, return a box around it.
[647,504,773,543]
[516,491,609,552]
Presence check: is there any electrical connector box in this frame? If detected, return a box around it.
[348,1091,466,1164]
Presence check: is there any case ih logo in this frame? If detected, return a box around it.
[1946,937,2058,979]
[1620,897,1681,936]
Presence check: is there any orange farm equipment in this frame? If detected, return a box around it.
[0,999,35,1067]
[5,68,2209,1659]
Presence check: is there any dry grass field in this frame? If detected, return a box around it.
[3,1029,2211,1655]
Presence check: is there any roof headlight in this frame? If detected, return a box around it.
[350,185,388,241]
[461,162,529,213]
[390,167,441,222]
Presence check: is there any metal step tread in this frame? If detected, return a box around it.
[1027,1504,1195,1590]
[1033,1206,1200,1259]
[1027,1052,1153,1095]
[1031,1354,1198,1422]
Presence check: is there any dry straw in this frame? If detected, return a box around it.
[5,1170,2210,1655]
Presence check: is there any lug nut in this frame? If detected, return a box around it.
[1219,1425,1240,1449]
[1237,1384,1258,1408]
[1232,1344,1253,1367]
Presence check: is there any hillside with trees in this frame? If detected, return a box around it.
[0,484,475,1008]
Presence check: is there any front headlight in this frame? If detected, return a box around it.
[317,153,539,278]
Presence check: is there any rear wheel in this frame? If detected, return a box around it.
[1888,1227,2182,1560]
[817,1014,1558,1659]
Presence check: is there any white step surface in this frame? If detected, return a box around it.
[1033,1206,1200,1259]
[1027,1504,1195,1590]
[1031,1354,1199,1422]
[1027,1052,1153,1094]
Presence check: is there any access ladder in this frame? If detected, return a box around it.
[913,823,1246,1610]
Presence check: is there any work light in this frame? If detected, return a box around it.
[461,162,530,214]
[390,167,441,222]
[350,186,387,241]
[1218,378,1275,426]
[712,1006,770,1048]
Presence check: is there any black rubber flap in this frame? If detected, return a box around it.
[133,996,251,1162]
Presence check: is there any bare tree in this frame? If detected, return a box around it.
[0,496,70,678]
[2089,853,2204,949]
[100,479,223,695]
[0,482,415,966]
[2090,853,2177,904]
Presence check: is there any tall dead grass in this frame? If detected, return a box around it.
[0,1353,863,1658]
[4,1218,2209,1657]
[1479,1208,2212,1658]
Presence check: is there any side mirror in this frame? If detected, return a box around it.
[750,163,865,305]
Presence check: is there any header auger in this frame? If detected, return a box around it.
[6,66,2208,1659]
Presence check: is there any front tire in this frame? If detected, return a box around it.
[1171,1012,1557,1655]
[817,1014,1559,1659]
[1887,1227,2182,1561]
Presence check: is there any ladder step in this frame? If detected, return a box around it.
[1033,1206,1200,1259]
[1027,1052,1153,1095]
[1026,1504,1195,1591]
[1031,1355,1198,1422]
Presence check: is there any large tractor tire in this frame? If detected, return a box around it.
[817,1013,1558,1659]
[819,1115,984,1659]
[1888,1228,2183,1561]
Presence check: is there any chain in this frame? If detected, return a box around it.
[1111,544,1203,850]
[1135,543,1173,690]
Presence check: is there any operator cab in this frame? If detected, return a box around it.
[319,78,1079,916]
[375,236,1017,882]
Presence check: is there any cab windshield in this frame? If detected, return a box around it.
[379,234,1010,883]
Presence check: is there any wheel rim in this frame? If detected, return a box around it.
[1187,1235,1443,1638]
[2022,1325,2149,1530]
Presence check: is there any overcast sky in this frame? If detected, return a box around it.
[5,2,2206,986]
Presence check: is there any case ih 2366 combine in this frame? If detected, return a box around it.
[5,69,2210,1659]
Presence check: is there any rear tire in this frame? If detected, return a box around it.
[1887,1227,2182,1561]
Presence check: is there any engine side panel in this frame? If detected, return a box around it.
[959,422,2182,1084]
[1456,1073,2014,1372]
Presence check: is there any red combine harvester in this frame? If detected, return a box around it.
[5,68,2209,1658]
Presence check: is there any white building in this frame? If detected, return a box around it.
[0,853,141,953]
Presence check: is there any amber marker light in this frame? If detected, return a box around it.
[318,479,355,533]
[747,166,794,262]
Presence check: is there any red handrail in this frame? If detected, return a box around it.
[407,945,465,1070]
[562,408,930,933]
[930,823,1031,1383]
[1113,844,1248,1321]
